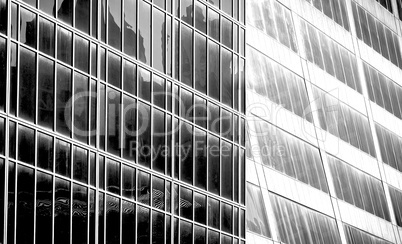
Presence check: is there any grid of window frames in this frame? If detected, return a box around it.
[313,86,376,157]
[247,47,313,122]
[246,0,298,52]
[375,123,402,172]
[247,115,329,193]
[304,0,350,30]
[344,224,393,244]
[328,156,391,221]
[0,0,247,243]
[375,0,393,13]
[300,19,362,93]
[363,62,402,119]
[352,1,402,69]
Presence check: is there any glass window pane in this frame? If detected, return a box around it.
[139,0,151,65]
[209,9,220,41]
[123,96,137,161]
[124,0,137,57]
[138,102,151,167]
[108,0,122,50]
[75,36,89,73]
[75,0,90,33]
[122,200,136,243]
[122,164,136,199]
[58,0,73,24]
[0,117,3,155]
[137,206,150,243]
[36,172,52,244]
[107,159,120,194]
[222,17,233,48]
[38,56,54,129]
[195,33,207,94]
[0,37,5,112]
[56,65,72,137]
[39,17,55,56]
[138,67,151,101]
[18,125,35,165]
[73,146,88,183]
[208,198,220,229]
[20,8,37,48]
[37,132,53,171]
[19,47,36,122]
[57,27,72,65]
[181,220,193,243]
[55,178,70,244]
[106,195,120,244]
[194,192,206,224]
[108,52,122,88]
[153,8,165,72]
[123,60,136,95]
[181,0,193,25]
[208,134,220,195]
[181,25,193,87]
[221,141,233,199]
[181,122,193,184]
[153,109,165,173]
[73,73,89,143]
[138,170,150,205]
[153,75,166,109]
[222,49,233,107]
[107,88,121,155]
[208,41,220,101]
[195,1,206,34]
[55,139,71,177]
[194,128,207,189]
[72,184,88,244]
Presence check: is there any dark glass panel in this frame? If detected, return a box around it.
[124,0,137,57]
[73,146,88,183]
[92,0,98,37]
[194,96,207,128]
[76,0,90,33]
[0,0,7,33]
[181,122,193,184]
[208,9,219,41]
[106,159,120,194]
[90,152,96,187]
[123,60,136,95]
[0,118,3,155]
[180,220,193,244]
[0,38,5,112]
[138,67,151,101]
[39,0,55,16]
[58,0,72,24]
[209,41,220,101]
[7,162,15,244]
[122,164,136,200]
[72,184,88,244]
[209,230,220,244]
[139,0,151,65]
[75,36,89,73]
[208,102,220,134]
[20,8,37,48]
[153,8,165,72]
[91,44,97,77]
[166,15,173,76]
[122,200,136,243]
[55,139,71,177]
[11,3,17,40]
[222,17,232,48]
[180,187,193,220]
[246,183,270,237]
[195,33,207,94]
[195,1,206,34]
[89,190,96,244]
[108,52,122,88]
[57,27,72,65]
[194,225,206,244]
[17,165,34,244]
[39,17,55,57]
[106,195,120,244]
[100,48,106,81]
[38,56,54,129]
[152,211,165,243]
[108,0,122,50]
[221,141,233,200]
[138,170,151,205]
[36,172,52,244]
[98,193,104,244]
[123,96,137,161]
[137,206,150,243]
[18,125,35,165]
[107,88,121,156]
[194,192,206,224]
[208,198,220,229]
[153,109,165,173]
[19,47,36,122]
[138,102,151,166]
[181,0,193,25]
[221,202,232,234]
[37,132,53,171]
[181,24,193,87]
[73,73,89,143]
[222,49,233,107]
[99,84,106,150]
[153,75,165,109]
[194,128,207,189]
[90,80,97,147]
[101,0,106,41]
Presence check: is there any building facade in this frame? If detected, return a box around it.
[246,0,402,244]
[0,0,246,243]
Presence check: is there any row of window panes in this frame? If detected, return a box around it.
[304,0,350,30]
[352,2,402,69]
[270,192,342,244]
[301,19,362,93]
[388,186,402,228]
[8,1,246,112]
[1,160,246,244]
[344,224,392,244]
[313,87,376,157]
[375,0,393,13]
[375,123,402,172]
[201,0,245,23]
[328,156,391,221]
[247,47,313,122]
[247,116,329,193]
[246,0,298,53]
[3,37,246,145]
[6,111,246,203]
[2,118,246,236]
[363,62,402,120]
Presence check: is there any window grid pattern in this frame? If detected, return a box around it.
[344,224,393,244]
[304,0,350,30]
[328,156,391,221]
[301,19,362,93]
[352,1,402,69]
